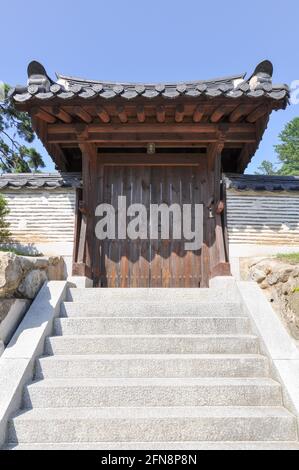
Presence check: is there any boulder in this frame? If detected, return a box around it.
[0,252,65,299]
[248,257,299,340]
[18,269,48,299]
[0,253,23,298]
[249,267,266,283]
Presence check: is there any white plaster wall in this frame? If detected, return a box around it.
[0,189,76,277]
[226,191,299,245]
[226,190,299,279]
[1,189,76,245]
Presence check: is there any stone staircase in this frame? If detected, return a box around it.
[4,288,299,450]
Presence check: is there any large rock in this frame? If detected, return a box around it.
[0,252,65,299]
[0,253,24,298]
[248,257,299,340]
[46,257,65,281]
[18,269,48,300]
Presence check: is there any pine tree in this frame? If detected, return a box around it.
[255,160,278,175]
[0,84,45,173]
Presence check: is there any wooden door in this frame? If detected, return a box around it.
[95,159,208,288]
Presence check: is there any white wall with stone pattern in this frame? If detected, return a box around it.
[2,186,299,279]
[1,189,76,245]
[226,190,299,246]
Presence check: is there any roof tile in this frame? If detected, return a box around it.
[10,60,289,107]
[224,174,299,193]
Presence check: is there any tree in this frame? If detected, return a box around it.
[0,194,10,243]
[274,117,299,176]
[0,84,45,173]
[254,118,299,176]
[255,160,278,176]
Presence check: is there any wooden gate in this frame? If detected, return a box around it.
[95,156,208,287]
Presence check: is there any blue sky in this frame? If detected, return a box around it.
[2,0,298,173]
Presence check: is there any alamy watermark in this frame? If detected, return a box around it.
[95,196,203,251]
[290,81,299,105]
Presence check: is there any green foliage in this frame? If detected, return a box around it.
[0,247,43,257]
[254,117,299,176]
[255,160,279,175]
[274,117,299,176]
[0,84,45,173]
[276,253,299,264]
[0,193,10,243]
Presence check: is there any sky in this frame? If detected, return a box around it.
[1,0,298,173]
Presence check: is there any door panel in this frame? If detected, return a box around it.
[97,162,206,288]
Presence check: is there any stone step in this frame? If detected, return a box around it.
[66,288,237,303]
[54,317,250,336]
[61,301,243,318]
[45,334,259,355]
[8,407,297,443]
[35,354,269,379]
[6,441,299,450]
[23,377,282,408]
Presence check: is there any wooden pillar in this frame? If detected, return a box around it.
[202,135,231,285]
[72,138,98,281]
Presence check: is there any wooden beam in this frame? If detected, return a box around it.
[74,106,93,123]
[117,105,128,123]
[48,131,257,144]
[52,106,72,123]
[79,132,220,143]
[31,107,56,124]
[136,105,146,123]
[246,105,269,123]
[229,104,249,123]
[96,105,110,123]
[156,105,166,123]
[100,154,206,166]
[175,104,185,123]
[210,105,227,123]
[48,122,255,134]
[62,142,208,149]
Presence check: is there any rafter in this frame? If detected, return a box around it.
[175,104,185,123]
[210,105,227,123]
[156,105,166,123]
[52,106,72,123]
[96,105,110,123]
[229,104,250,123]
[31,107,56,124]
[117,106,128,123]
[193,105,205,123]
[136,105,146,123]
[246,105,269,123]
[74,106,93,123]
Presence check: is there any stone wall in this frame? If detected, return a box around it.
[0,251,65,355]
[0,252,65,300]
[246,258,299,340]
